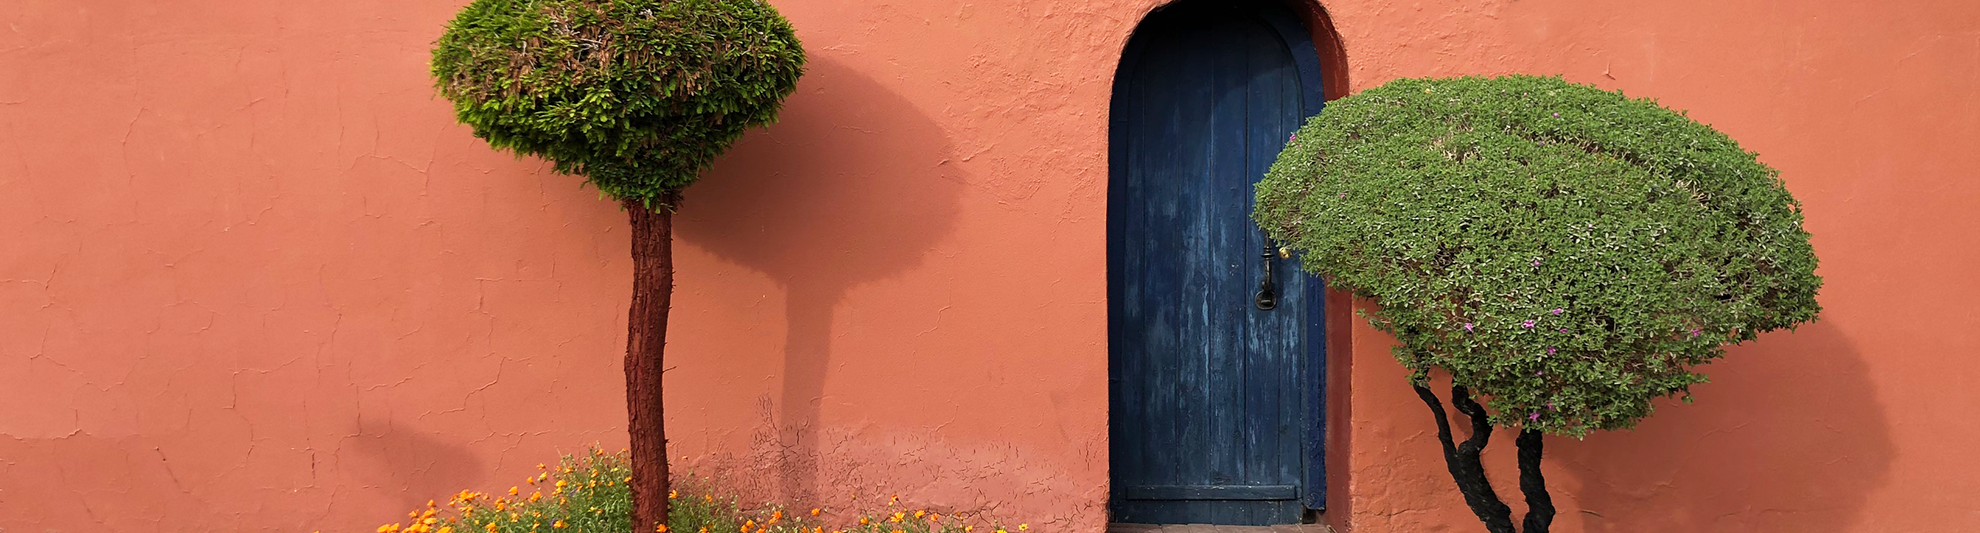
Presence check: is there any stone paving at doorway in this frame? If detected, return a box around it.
[1109,523,1336,533]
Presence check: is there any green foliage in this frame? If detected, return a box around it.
[363,449,1032,533]
[431,0,806,204]
[1254,75,1822,437]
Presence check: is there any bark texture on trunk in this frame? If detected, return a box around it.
[626,196,678,533]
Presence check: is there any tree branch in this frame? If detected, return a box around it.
[1415,384,1515,533]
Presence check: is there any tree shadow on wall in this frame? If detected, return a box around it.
[343,421,487,513]
[676,55,964,505]
[1553,320,1893,532]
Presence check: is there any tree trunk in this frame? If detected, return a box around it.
[1517,429,1555,533]
[625,196,678,533]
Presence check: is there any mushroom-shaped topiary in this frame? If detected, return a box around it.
[1254,75,1821,533]
[431,1,804,530]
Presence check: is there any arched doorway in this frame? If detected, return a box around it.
[1107,0,1329,525]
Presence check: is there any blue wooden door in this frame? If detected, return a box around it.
[1108,1,1326,526]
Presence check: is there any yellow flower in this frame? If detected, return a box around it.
[669,490,679,499]
[700,528,709,533]
[964,527,974,533]
[438,528,454,533]
[704,495,714,503]
[423,518,439,526]
[378,525,401,533]
[555,480,569,489]
[1019,525,1029,531]
[487,525,498,532]
[931,514,942,522]
[537,463,547,470]
[891,512,905,523]
[553,520,567,529]
[530,491,544,502]
[428,500,438,508]
[859,518,870,526]
[510,486,521,496]
[915,511,926,519]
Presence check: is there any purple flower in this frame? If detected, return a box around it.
[1689,328,1703,338]
[1288,133,1297,142]
[1558,328,1569,334]
[1529,412,1542,421]
[1463,322,1475,332]
[1531,258,1542,267]
[1535,370,1544,376]
[1547,402,1557,411]
[1546,347,1556,355]
[1551,308,1564,315]
[1552,112,1561,118]
[1522,320,1536,329]
[1338,192,1347,199]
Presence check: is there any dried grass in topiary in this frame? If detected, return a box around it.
[1254,75,1821,533]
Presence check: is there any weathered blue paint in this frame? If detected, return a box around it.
[1107,0,1328,526]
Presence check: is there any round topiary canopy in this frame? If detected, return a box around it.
[1254,75,1822,437]
[431,0,806,204]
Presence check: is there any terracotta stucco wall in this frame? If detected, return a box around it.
[2,1,1975,533]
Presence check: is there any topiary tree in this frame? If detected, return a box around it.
[1254,75,1821,533]
[430,1,804,531]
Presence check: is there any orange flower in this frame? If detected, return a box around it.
[810,508,822,517]
[537,463,547,470]
[553,520,567,529]
[891,512,905,523]
[510,486,520,496]
[914,511,926,519]
[656,525,669,533]
[860,518,871,526]
[530,491,544,503]
[555,480,569,489]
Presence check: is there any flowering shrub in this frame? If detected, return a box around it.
[1255,75,1822,437]
[430,0,806,201]
[361,449,1029,533]
[1255,74,1821,533]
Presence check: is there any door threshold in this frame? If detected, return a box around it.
[1107,523,1335,533]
